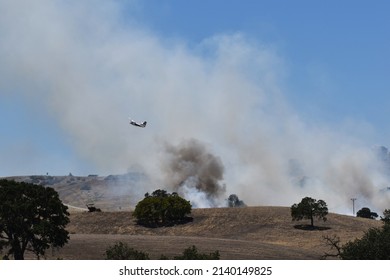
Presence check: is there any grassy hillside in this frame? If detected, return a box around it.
[54,206,380,260]
[4,176,381,260]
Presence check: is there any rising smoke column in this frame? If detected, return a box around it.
[161,139,226,207]
[0,1,389,213]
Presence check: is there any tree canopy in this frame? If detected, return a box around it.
[227,194,246,207]
[291,196,328,228]
[340,224,390,259]
[380,209,390,224]
[132,189,192,227]
[0,179,70,259]
[356,207,378,219]
[324,215,390,260]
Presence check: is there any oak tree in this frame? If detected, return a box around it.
[0,179,69,259]
[291,196,328,228]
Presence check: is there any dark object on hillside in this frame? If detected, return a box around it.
[227,194,246,207]
[356,207,378,219]
[86,203,102,212]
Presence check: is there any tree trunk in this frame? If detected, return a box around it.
[310,208,314,227]
[12,245,24,260]
[10,239,25,260]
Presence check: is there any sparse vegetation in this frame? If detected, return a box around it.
[291,197,328,228]
[133,189,192,227]
[0,179,70,260]
[105,242,219,260]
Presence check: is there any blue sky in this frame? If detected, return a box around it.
[0,0,390,211]
[1,0,389,168]
[132,0,389,125]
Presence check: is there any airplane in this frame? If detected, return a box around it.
[129,119,147,128]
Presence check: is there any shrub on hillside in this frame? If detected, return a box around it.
[324,209,390,259]
[105,242,149,260]
[174,245,220,260]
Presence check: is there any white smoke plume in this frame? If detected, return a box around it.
[0,1,389,214]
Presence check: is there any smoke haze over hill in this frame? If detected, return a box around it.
[0,1,389,214]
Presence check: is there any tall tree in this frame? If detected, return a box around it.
[0,179,69,260]
[291,196,328,227]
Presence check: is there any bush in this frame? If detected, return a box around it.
[133,189,192,227]
[105,242,149,260]
[174,245,220,260]
[340,224,390,259]
[323,211,390,259]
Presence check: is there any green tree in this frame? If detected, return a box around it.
[133,189,192,227]
[174,245,220,260]
[380,209,390,224]
[323,223,390,259]
[356,207,378,219]
[227,194,246,207]
[291,196,328,227]
[0,179,70,260]
[105,242,149,260]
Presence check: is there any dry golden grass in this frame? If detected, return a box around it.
[46,206,381,260]
[9,176,380,260]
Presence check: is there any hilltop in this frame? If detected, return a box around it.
[4,174,146,211]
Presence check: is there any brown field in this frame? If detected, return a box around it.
[44,206,380,260]
[7,176,381,260]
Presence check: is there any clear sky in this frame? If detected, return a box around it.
[0,0,390,212]
[132,0,389,125]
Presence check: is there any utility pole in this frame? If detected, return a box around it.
[351,198,357,216]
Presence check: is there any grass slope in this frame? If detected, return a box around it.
[51,207,380,260]
[5,176,380,260]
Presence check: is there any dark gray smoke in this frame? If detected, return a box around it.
[162,139,226,207]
